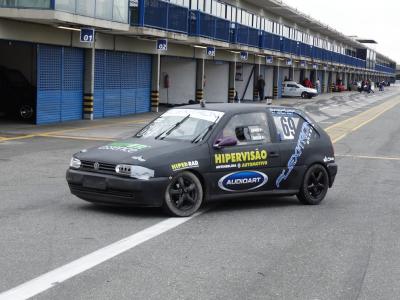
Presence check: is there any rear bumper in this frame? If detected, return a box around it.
[66,169,169,207]
[327,163,338,187]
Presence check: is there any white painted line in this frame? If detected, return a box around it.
[0,211,205,300]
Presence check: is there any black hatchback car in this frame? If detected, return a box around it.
[67,104,337,217]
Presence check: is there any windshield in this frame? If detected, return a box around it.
[136,109,224,141]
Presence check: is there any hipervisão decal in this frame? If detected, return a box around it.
[276,122,313,188]
[214,150,268,169]
[98,142,150,153]
[218,171,268,192]
[171,160,199,171]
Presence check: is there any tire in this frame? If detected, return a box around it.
[297,164,329,205]
[19,104,34,120]
[163,171,203,217]
[301,92,308,99]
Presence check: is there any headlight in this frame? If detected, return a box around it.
[70,157,81,169]
[115,164,154,180]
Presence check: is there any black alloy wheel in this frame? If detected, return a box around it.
[297,164,329,205]
[163,171,203,217]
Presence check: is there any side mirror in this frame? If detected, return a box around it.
[213,136,237,149]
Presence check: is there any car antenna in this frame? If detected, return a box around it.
[200,100,205,108]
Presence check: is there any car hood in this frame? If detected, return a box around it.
[305,87,317,93]
[75,137,199,166]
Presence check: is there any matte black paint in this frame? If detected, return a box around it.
[66,104,337,207]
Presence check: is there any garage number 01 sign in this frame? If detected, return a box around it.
[207,46,216,57]
[80,28,95,43]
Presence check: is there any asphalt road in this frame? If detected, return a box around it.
[0,88,400,300]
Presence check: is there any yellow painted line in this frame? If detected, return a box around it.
[336,154,400,161]
[38,134,116,141]
[0,134,36,142]
[0,118,152,142]
[327,96,400,144]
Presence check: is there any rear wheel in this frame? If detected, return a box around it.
[301,92,308,99]
[297,164,329,205]
[163,171,203,217]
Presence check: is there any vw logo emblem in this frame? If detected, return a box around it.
[93,162,100,170]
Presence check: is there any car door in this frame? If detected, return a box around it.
[206,111,282,197]
[270,108,317,191]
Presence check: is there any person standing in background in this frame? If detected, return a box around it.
[316,78,321,94]
[257,75,265,101]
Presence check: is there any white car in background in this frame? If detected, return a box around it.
[282,81,318,99]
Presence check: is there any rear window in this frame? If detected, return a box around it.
[270,108,319,142]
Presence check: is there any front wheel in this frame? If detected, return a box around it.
[163,171,203,217]
[301,92,308,99]
[297,164,329,205]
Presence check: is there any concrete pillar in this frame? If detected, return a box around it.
[323,70,328,93]
[273,64,280,99]
[343,72,348,87]
[151,54,160,112]
[196,58,205,104]
[328,71,334,93]
[253,63,261,100]
[228,61,236,103]
[83,47,95,120]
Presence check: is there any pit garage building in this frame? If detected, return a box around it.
[0,0,396,125]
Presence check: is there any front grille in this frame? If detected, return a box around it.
[69,184,134,198]
[80,160,116,174]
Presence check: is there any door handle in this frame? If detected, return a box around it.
[269,151,280,158]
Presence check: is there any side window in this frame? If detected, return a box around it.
[221,112,271,145]
[271,109,319,142]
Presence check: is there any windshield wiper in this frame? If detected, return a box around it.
[191,115,221,143]
[154,114,191,140]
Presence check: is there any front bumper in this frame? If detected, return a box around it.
[66,169,169,207]
[327,163,338,188]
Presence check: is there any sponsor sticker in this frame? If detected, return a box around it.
[171,160,199,171]
[276,122,313,188]
[98,142,150,153]
[323,156,335,163]
[214,150,268,169]
[218,171,268,192]
[131,156,146,162]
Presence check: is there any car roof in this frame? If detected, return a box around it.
[173,103,299,114]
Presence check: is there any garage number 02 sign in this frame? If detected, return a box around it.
[80,28,95,43]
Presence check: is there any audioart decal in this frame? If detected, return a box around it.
[218,171,268,192]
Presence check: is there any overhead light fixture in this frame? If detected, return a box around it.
[193,45,207,49]
[229,51,240,54]
[57,26,81,32]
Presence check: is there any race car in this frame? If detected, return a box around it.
[66,104,337,217]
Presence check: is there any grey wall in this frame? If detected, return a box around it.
[204,60,229,103]
[159,56,196,105]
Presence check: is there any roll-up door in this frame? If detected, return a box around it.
[36,44,83,124]
[94,50,151,119]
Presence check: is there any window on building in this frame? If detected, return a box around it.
[231,6,236,22]
[76,0,95,17]
[113,0,128,22]
[204,0,211,14]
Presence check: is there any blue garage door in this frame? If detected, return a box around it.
[36,45,84,124]
[94,50,151,119]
